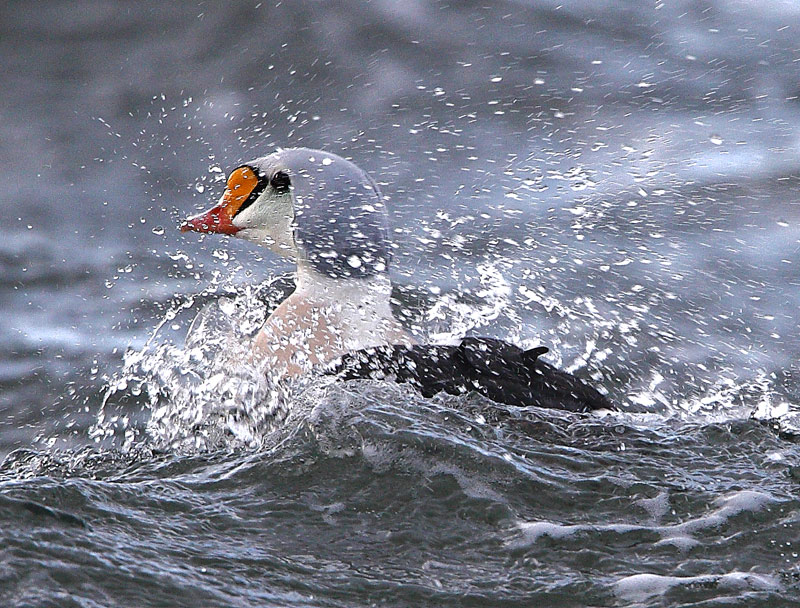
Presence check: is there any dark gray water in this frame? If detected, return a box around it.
[2,1,800,605]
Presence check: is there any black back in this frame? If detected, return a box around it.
[327,337,613,413]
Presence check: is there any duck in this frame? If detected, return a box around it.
[181,147,612,412]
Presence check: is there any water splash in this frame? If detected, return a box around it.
[750,370,800,437]
[91,275,296,452]
[425,261,520,344]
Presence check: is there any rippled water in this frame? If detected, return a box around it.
[2,1,800,606]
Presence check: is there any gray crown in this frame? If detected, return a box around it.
[252,147,390,279]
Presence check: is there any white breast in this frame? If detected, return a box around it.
[251,266,413,376]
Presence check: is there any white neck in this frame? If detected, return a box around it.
[294,263,393,311]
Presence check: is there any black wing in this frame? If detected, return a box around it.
[326,337,613,412]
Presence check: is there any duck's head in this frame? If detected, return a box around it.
[181,147,390,279]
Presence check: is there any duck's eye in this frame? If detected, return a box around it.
[270,171,291,192]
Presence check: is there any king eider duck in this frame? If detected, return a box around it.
[180,147,612,412]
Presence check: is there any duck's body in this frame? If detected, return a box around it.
[181,147,612,412]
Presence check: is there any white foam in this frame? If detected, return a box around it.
[615,572,780,603]
[511,490,777,550]
[515,521,581,544]
[510,521,641,548]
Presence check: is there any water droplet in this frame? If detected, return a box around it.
[195,183,206,193]
[152,226,165,235]
[710,134,723,145]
